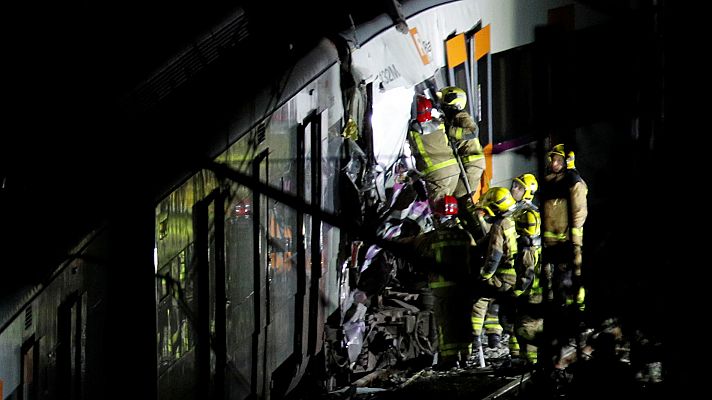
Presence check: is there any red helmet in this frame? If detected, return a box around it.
[416,96,433,123]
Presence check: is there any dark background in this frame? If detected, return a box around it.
[2,0,385,289]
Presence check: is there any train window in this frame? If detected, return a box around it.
[491,44,535,144]
[473,26,492,147]
[266,107,298,275]
[445,33,471,110]
[303,121,313,206]
[156,244,195,373]
[155,170,219,264]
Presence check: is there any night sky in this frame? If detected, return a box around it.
[1,0,364,289]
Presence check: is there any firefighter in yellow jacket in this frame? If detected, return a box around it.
[512,208,544,366]
[470,187,518,357]
[407,95,460,207]
[437,87,485,202]
[540,144,587,308]
[502,173,540,360]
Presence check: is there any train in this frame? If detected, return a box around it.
[1,1,666,399]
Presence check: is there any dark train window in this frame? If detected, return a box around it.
[452,63,468,97]
[475,55,490,146]
[492,43,535,144]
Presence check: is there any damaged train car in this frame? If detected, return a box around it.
[1,0,629,399]
[152,2,490,396]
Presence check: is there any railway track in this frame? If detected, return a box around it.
[317,363,532,400]
[480,372,530,400]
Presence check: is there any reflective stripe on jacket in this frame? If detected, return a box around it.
[446,111,484,164]
[541,169,588,246]
[409,119,460,178]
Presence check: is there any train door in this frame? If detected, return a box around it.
[19,336,39,400]
[224,179,257,400]
[250,151,269,398]
[445,24,492,146]
[445,24,493,198]
[299,111,323,359]
[181,106,329,400]
[221,149,270,400]
[191,187,219,399]
[56,292,86,400]
[193,169,271,400]
[261,110,326,398]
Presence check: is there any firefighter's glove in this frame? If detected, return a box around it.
[576,286,586,304]
[572,244,583,275]
[513,289,524,298]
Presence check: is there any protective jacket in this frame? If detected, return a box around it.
[416,225,476,365]
[480,215,518,288]
[445,111,485,198]
[540,169,587,247]
[408,119,460,180]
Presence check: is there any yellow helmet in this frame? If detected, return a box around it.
[549,143,566,159]
[477,187,516,217]
[512,173,538,202]
[515,209,541,236]
[437,86,467,111]
[549,144,577,169]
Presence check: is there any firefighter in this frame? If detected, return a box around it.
[470,187,518,359]
[539,144,588,373]
[407,95,460,208]
[512,208,544,366]
[436,86,485,204]
[499,173,540,360]
[511,173,539,212]
[540,144,587,309]
[413,196,477,369]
